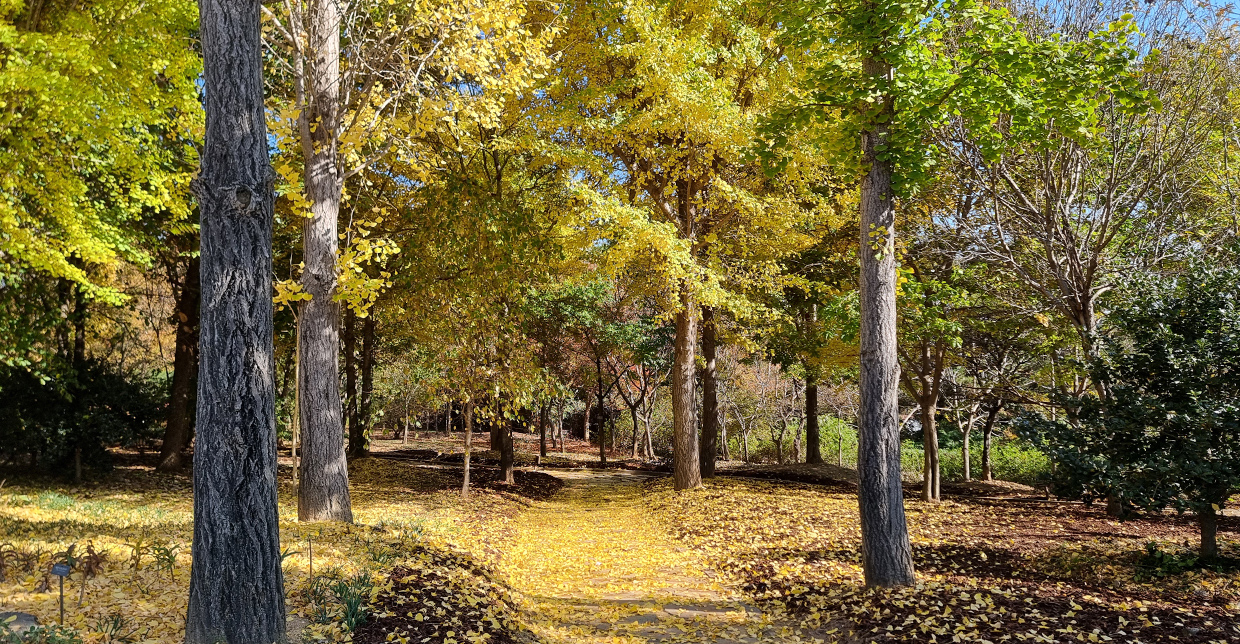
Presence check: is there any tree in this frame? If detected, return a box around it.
[778,0,1145,587]
[157,254,200,471]
[185,0,286,638]
[546,0,826,490]
[1021,262,1240,560]
[948,9,1238,375]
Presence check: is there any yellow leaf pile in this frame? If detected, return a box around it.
[645,477,1240,643]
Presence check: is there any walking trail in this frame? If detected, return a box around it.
[497,469,820,644]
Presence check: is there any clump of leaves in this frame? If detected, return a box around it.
[91,614,141,644]
[0,624,82,644]
[331,572,374,631]
[124,534,150,570]
[150,541,178,574]
[0,543,16,582]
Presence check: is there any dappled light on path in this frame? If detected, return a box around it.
[500,470,819,644]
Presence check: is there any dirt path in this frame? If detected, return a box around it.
[498,469,822,644]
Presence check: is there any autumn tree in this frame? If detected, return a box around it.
[777,0,1146,587]
[185,0,286,638]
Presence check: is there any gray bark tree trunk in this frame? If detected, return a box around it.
[186,0,287,637]
[296,0,352,523]
[358,315,374,455]
[344,309,359,456]
[981,402,1000,481]
[920,402,940,501]
[671,284,700,489]
[699,307,719,478]
[461,401,474,498]
[805,374,821,464]
[159,255,200,472]
[855,55,915,588]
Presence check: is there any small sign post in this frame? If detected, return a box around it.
[50,563,71,625]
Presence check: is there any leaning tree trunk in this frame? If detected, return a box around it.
[186,0,286,638]
[671,284,701,490]
[981,402,1000,481]
[158,255,200,472]
[296,0,352,523]
[699,307,719,478]
[805,372,821,464]
[855,55,915,588]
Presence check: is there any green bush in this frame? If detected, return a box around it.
[0,359,164,473]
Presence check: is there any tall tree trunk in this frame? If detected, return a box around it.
[500,419,514,484]
[700,307,719,478]
[630,405,640,458]
[186,0,286,636]
[358,315,375,456]
[643,414,654,459]
[961,407,976,482]
[159,256,200,471]
[443,401,452,436]
[805,373,822,464]
[855,55,915,588]
[71,283,87,368]
[920,401,940,502]
[461,401,473,498]
[343,309,359,456]
[490,409,502,451]
[580,394,591,441]
[539,401,548,458]
[981,402,1000,482]
[296,0,351,523]
[1199,505,1218,560]
[671,285,700,490]
[596,357,607,464]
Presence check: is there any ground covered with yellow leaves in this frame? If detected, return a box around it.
[646,477,1240,643]
[0,457,548,644]
[3,451,1238,644]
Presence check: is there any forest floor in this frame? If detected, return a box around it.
[1,438,1238,644]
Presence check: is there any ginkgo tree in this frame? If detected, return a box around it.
[771,0,1149,587]
[544,0,828,490]
[261,0,557,521]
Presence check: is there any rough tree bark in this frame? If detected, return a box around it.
[855,55,915,588]
[158,255,200,472]
[699,307,719,478]
[296,0,352,523]
[185,0,287,637]
[805,372,821,464]
[671,284,701,490]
